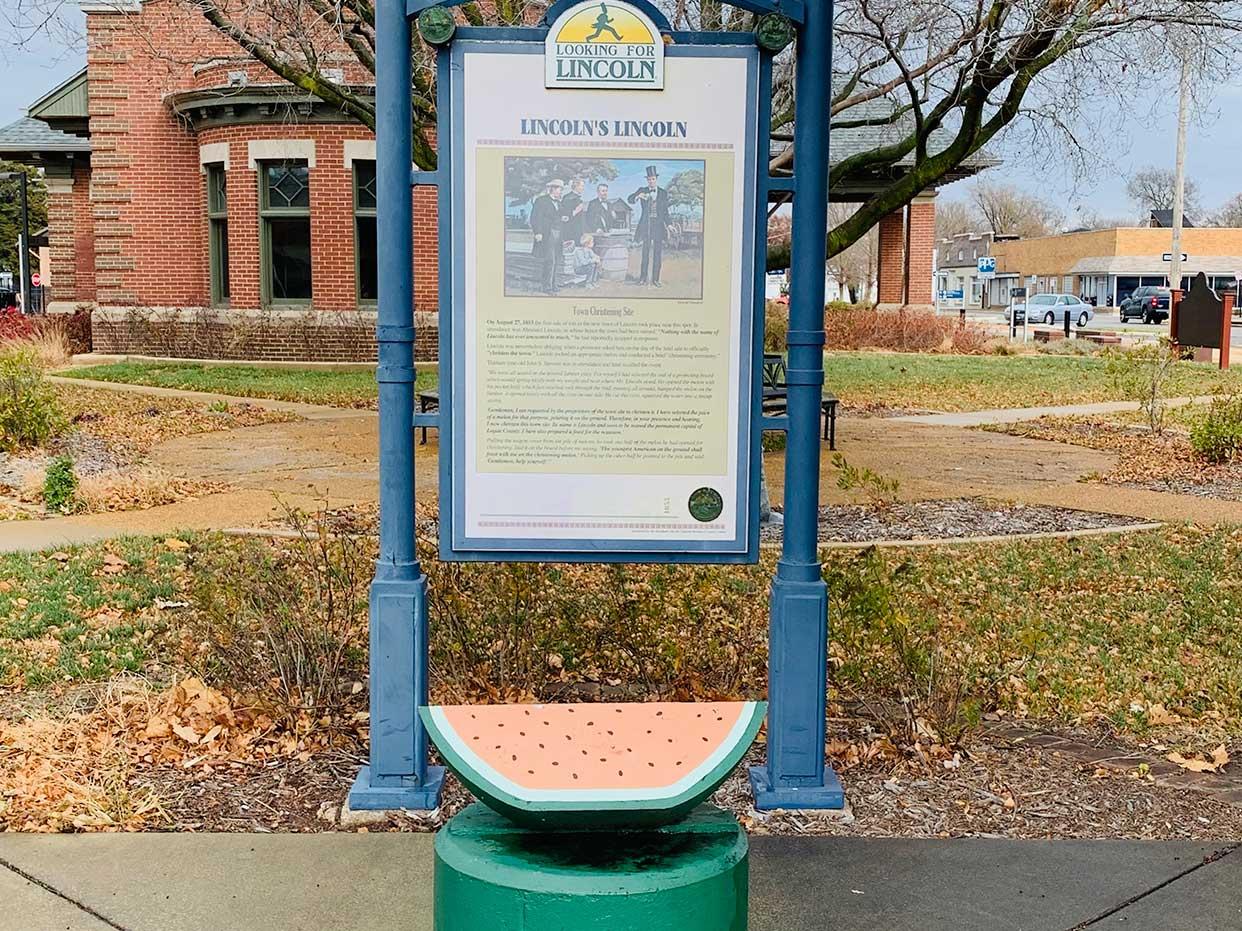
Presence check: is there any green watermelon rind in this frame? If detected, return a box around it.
[420,702,766,825]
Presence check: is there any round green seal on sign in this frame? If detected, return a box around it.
[754,14,795,54]
[688,487,724,523]
[417,7,456,46]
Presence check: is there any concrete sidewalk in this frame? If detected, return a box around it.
[890,396,1209,428]
[0,833,1237,931]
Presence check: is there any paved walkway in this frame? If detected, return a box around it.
[2,381,1239,553]
[0,832,1236,930]
[891,395,1209,428]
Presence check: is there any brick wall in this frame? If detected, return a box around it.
[91,308,439,363]
[76,2,440,362]
[905,199,935,307]
[876,210,905,304]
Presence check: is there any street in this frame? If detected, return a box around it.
[952,305,1242,346]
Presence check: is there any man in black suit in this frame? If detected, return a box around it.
[529,178,563,293]
[560,177,587,256]
[627,165,670,287]
[585,182,613,234]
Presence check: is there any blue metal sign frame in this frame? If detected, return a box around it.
[350,0,844,814]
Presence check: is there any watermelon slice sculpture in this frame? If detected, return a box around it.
[421,701,766,829]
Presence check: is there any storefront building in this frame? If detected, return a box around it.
[987,227,1242,308]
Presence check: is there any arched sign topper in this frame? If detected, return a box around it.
[545,1,666,89]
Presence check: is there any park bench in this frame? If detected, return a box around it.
[417,389,439,444]
[762,352,838,450]
[419,362,839,451]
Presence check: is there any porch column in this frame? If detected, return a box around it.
[875,209,905,308]
[905,192,936,309]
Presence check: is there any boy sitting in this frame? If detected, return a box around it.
[571,233,602,287]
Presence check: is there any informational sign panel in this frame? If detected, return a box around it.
[977,256,996,279]
[443,32,759,559]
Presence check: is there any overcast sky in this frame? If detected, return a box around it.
[3,16,1241,223]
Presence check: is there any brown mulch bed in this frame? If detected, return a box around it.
[759,498,1150,544]
[985,416,1242,501]
[129,723,1242,841]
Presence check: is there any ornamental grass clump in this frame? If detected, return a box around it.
[1190,393,1242,464]
[0,344,65,451]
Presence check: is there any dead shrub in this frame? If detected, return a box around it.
[20,468,224,514]
[825,304,953,352]
[826,549,994,747]
[764,301,788,352]
[425,542,772,703]
[949,324,991,355]
[184,509,370,718]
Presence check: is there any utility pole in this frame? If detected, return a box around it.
[1169,49,1190,293]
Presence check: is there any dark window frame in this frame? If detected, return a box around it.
[206,163,229,306]
[353,160,377,306]
[258,160,312,305]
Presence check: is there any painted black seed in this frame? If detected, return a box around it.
[519,731,525,736]
[511,754,517,761]
[573,773,579,779]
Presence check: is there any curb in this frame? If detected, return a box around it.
[757,520,1164,551]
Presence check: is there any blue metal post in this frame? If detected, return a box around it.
[349,0,444,810]
[750,0,844,809]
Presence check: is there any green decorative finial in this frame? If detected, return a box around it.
[754,13,795,53]
[418,7,456,46]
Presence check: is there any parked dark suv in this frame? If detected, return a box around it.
[1119,286,1171,324]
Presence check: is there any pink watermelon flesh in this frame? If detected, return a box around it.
[421,701,765,828]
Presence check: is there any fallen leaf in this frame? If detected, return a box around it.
[1147,703,1181,726]
[164,538,190,552]
[172,724,201,745]
[1167,745,1230,773]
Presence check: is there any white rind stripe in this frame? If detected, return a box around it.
[430,703,759,804]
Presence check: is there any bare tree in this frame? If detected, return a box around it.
[969,180,1061,238]
[1209,193,1242,228]
[934,198,976,239]
[6,0,1242,265]
[826,202,877,303]
[1127,166,1203,221]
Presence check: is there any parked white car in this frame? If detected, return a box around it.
[1023,293,1095,328]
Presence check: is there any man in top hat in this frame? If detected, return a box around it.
[627,165,670,287]
[530,178,564,293]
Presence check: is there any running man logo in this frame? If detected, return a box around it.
[545,0,665,90]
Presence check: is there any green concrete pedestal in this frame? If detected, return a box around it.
[434,803,749,930]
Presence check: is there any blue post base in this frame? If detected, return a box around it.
[748,764,844,811]
[349,764,446,810]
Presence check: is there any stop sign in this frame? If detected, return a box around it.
[30,273,41,287]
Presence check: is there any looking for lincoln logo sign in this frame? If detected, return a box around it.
[545,1,665,89]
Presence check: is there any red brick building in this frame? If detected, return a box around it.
[0,1,987,363]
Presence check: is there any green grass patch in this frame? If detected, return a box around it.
[7,524,1242,741]
[824,351,1242,412]
[60,362,438,409]
[0,536,191,688]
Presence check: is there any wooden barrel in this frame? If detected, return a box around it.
[595,231,632,281]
